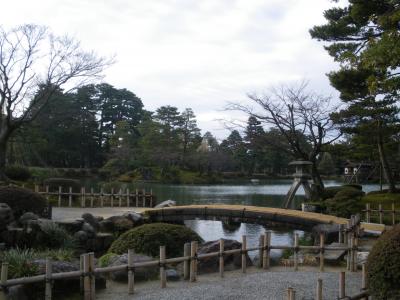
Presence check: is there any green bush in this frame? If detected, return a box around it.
[5,165,31,181]
[108,223,203,257]
[37,248,74,262]
[321,186,343,200]
[160,166,181,183]
[34,221,76,249]
[98,253,118,267]
[0,248,38,279]
[0,186,47,219]
[367,225,400,299]
[324,187,364,218]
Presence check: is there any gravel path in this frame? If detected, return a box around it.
[96,269,362,300]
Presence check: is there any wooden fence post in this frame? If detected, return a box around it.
[316,278,322,300]
[339,271,345,299]
[83,254,91,300]
[190,241,197,282]
[111,188,114,207]
[219,239,224,277]
[241,235,247,273]
[183,243,190,280]
[287,287,296,300]
[45,185,49,201]
[160,246,166,288]
[0,263,8,300]
[365,203,370,223]
[338,224,343,244]
[262,232,271,269]
[351,237,358,272]
[127,188,130,207]
[150,189,153,207]
[258,235,263,268]
[69,187,72,207]
[118,189,122,207]
[45,259,52,300]
[294,234,299,271]
[128,249,134,294]
[392,203,396,225]
[90,188,94,207]
[135,189,139,207]
[80,255,84,293]
[89,252,95,299]
[319,233,325,272]
[361,263,367,292]
[143,189,146,207]
[100,188,104,207]
[379,204,383,224]
[58,186,62,207]
[81,187,86,208]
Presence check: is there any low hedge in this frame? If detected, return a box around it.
[4,165,31,181]
[324,187,364,218]
[0,186,47,219]
[366,225,400,299]
[108,223,203,257]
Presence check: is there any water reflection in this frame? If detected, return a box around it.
[184,220,305,259]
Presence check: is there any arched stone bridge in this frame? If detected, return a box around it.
[143,204,385,232]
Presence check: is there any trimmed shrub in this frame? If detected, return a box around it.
[0,186,47,219]
[108,223,203,257]
[98,253,118,267]
[343,184,362,191]
[324,187,364,218]
[4,165,31,181]
[367,225,400,299]
[321,186,343,200]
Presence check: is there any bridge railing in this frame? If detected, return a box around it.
[0,229,368,300]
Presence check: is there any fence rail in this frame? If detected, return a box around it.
[0,221,367,300]
[29,185,155,208]
[363,203,399,225]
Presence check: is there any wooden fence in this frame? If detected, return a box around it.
[286,269,368,300]
[30,185,155,208]
[363,203,399,225]
[0,223,368,300]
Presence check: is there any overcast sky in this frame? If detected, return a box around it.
[3,0,340,139]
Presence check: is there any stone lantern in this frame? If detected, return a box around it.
[283,160,313,208]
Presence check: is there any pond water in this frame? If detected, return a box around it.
[96,179,382,257]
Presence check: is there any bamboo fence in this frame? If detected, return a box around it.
[30,185,155,208]
[0,223,368,300]
[363,203,399,225]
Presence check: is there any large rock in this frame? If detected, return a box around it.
[197,239,252,273]
[108,253,157,282]
[82,213,99,231]
[57,219,84,233]
[123,211,144,223]
[0,203,13,230]
[33,259,106,290]
[312,224,340,244]
[82,222,96,238]
[154,200,176,208]
[19,212,39,226]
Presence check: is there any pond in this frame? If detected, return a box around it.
[97,179,380,258]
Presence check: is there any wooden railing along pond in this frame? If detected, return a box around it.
[0,223,369,300]
[30,185,155,208]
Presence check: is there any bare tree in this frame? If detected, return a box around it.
[226,82,341,191]
[0,24,113,179]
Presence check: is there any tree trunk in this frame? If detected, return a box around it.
[311,162,324,190]
[377,135,396,193]
[0,140,8,181]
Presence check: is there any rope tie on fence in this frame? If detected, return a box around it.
[158,261,166,268]
[191,253,198,261]
[240,249,249,255]
[218,252,224,258]
[127,266,135,272]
